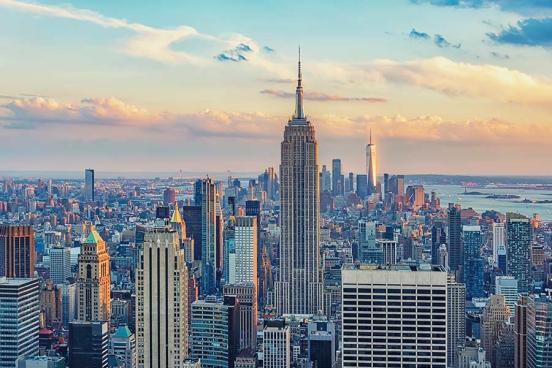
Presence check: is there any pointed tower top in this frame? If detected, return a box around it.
[294,45,305,120]
[170,204,183,224]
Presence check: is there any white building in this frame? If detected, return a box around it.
[49,246,71,284]
[492,222,506,267]
[341,264,448,367]
[263,321,291,368]
[234,216,258,291]
[136,224,188,368]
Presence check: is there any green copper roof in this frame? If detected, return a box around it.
[112,325,132,339]
[83,229,103,244]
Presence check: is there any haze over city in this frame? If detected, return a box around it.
[1,0,552,175]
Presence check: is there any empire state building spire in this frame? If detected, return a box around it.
[294,46,304,119]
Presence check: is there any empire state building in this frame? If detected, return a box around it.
[274,52,323,315]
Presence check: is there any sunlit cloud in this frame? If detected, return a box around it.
[260,89,387,103]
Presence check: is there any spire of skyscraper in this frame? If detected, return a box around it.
[294,46,304,120]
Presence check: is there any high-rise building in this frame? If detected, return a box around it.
[258,167,278,201]
[493,222,507,271]
[163,187,176,206]
[355,174,368,199]
[346,172,354,193]
[0,277,40,368]
[341,264,448,367]
[506,214,532,292]
[431,222,447,266]
[182,205,202,262]
[366,129,377,194]
[84,168,94,202]
[135,225,188,368]
[0,224,36,278]
[463,225,484,299]
[111,325,136,368]
[49,246,71,284]
[307,318,336,368]
[448,203,463,273]
[244,200,261,298]
[223,217,236,284]
[406,185,424,210]
[77,229,110,322]
[496,276,519,316]
[456,339,491,368]
[331,159,343,196]
[320,165,332,193]
[224,283,257,351]
[234,216,258,294]
[40,281,62,327]
[200,178,219,294]
[448,276,466,368]
[59,282,77,327]
[68,321,109,368]
[190,296,240,368]
[527,294,552,368]
[481,294,511,365]
[514,295,528,368]
[263,320,291,368]
[274,56,323,315]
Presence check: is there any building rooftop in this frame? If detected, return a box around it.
[342,263,445,272]
[112,325,133,339]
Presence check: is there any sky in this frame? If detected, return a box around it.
[0,0,552,176]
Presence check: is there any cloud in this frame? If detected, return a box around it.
[260,89,387,103]
[487,18,552,47]
[215,43,253,62]
[358,57,552,107]
[411,0,552,13]
[434,34,461,48]
[409,28,431,40]
[263,46,275,53]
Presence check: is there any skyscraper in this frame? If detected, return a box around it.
[331,159,343,196]
[515,295,528,368]
[68,321,109,368]
[355,174,368,199]
[84,168,94,202]
[320,165,332,193]
[77,229,111,322]
[190,296,240,368]
[366,129,377,194]
[263,320,291,368]
[448,276,466,368]
[274,54,323,315]
[341,264,448,367]
[234,216,258,294]
[0,277,40,368]
[481,294,511,365]
[0,224,35,278]
[493,222,507,271]
[526,294,552,368]
[200,177,219,293]
[463,225,484,299]
[163,187,176,206]
[223,283,257,352]
[448,203,463,273]
[506,213,532,292]
[49,245,71,284]
[496,276,519,315]
[135,225,188,368]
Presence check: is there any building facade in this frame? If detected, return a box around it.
[0,224,35,278]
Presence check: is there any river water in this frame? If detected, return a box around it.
[425,185,552,222]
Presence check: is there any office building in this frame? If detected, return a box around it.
[274,56,323,315]
[493,222,507,271]
[406,185,424,210]
[0,224,35,278]
[84,168,94,202]
[59,282,76,327]
[111,325,136,368]
[190,296,240,368]
[463,225,484,299]
[136,225,188,368]
[331,159,343,196]
[182,205,202,262]
[341,264,448,367]
[506,214,532,292]
[514,295,528,368]
[234,216,257,291]
[263,320,291,368]
[163,187,176,206]
[200,178,219,293]
[431,222,447,266]
[448,204,463,273]
[68,321,109,368]
[77,229,111,322]
[307,318,336,368]
[526,294,552,368]
[40,281,62,327]
[0,277,40,368]
[49,246,71,284]
[357,220,380,263]
[456,339,491,368]
[448,276,466,368]
[355,174,368,199]
[224,283,257,351]
[366,130,377,194]
[496,276,519,316]
[320,165,332,193]
[481,295,511,365]
[244,200,261,299]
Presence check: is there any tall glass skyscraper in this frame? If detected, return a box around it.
[448,203,463,273]
[274,54,323,315]
[84,168,94,202]
[506,213,532,292]
[527,294,552,368]
[463,225,484,299]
